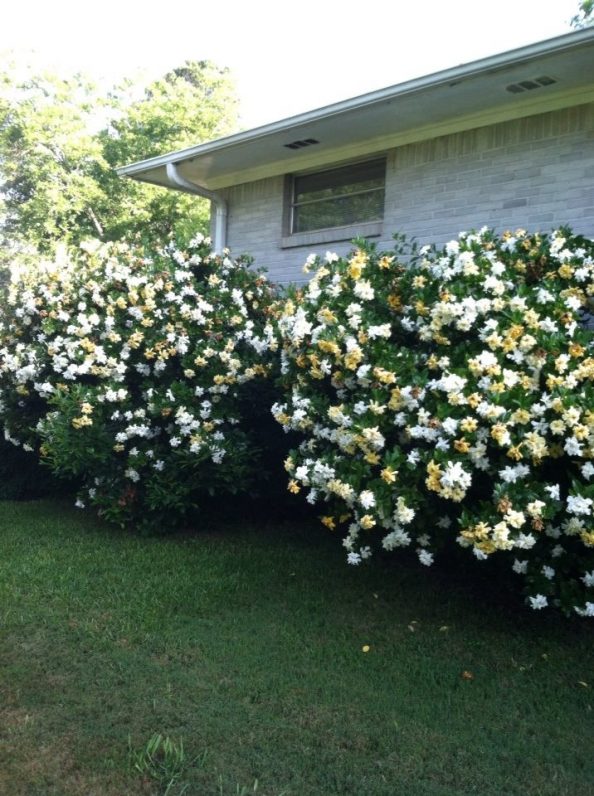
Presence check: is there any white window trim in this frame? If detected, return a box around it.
[281,220,383,249]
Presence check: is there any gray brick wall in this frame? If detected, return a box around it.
[216,103,594,283]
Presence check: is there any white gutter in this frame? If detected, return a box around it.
[165,163,228,253]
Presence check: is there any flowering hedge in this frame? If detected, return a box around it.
[0,236,278,531]
[274,228,594,616]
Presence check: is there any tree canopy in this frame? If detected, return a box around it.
[571,0,594,27]
[0,59,238,259]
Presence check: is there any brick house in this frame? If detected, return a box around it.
[118,28,594,283]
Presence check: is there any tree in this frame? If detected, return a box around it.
[97,60,238,245]
[0,64,110,253]
[571,0,594,27]
[0,59,238,258]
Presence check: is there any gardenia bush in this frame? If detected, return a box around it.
[0,235,278,531]
[273,228,594,616]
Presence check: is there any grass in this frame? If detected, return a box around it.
[1,499,594,795]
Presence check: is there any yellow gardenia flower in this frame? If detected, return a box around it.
[510,409,531,425]
[507,445,523,461]
[318,307,337,324]
[128,331,144,349]
[549,420,566,435]
[373,367,396,385]
[558,264,574,278]
[381,467,397,484]
[359,514,376,530]
[581,531,594,547]
[364,452,381,465]
[573,424,589,441]
[318,339,340,356]
[344,349,363,370]
[460,417,478,433]
[348,250,368,280]
[425,460,442,493]
[71,415,92,429]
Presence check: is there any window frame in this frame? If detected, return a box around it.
[282,157,386,248]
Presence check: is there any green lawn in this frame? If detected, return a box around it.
[1,500,593,796]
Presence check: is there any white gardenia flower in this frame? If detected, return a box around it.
[565,295,582,311]
[582,462,594,480]
[440,461,471,490]
[544,484,561,500]
[359,490,376,510]
[567,495,593,516]
[382,528,411,550]
[527,500,546,518]
[542,566,555,580]
[528,594,548,610]
[499,464,530,483]
[564,437,583,456]
[581,571,594,588]
[538,316,558,333]
[512,559,528,575]
[574,603,594,617]
[353,280,374,301]
[417,549,434,566]
[515,533,536,550]
[368,324,391,339]
[347,551,362,565]
[441,418,458,436]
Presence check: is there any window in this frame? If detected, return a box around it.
[290,159,385,234]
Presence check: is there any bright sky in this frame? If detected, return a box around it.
[1,0,580,130]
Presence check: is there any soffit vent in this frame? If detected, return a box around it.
[505,75,557,94]
[283,138,320,150]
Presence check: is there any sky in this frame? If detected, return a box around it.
[0,0,581,130]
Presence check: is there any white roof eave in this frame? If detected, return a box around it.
[116,27,594,191]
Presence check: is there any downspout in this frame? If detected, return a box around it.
[165,163,228,253]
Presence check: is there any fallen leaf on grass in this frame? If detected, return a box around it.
[461,670,474,680]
